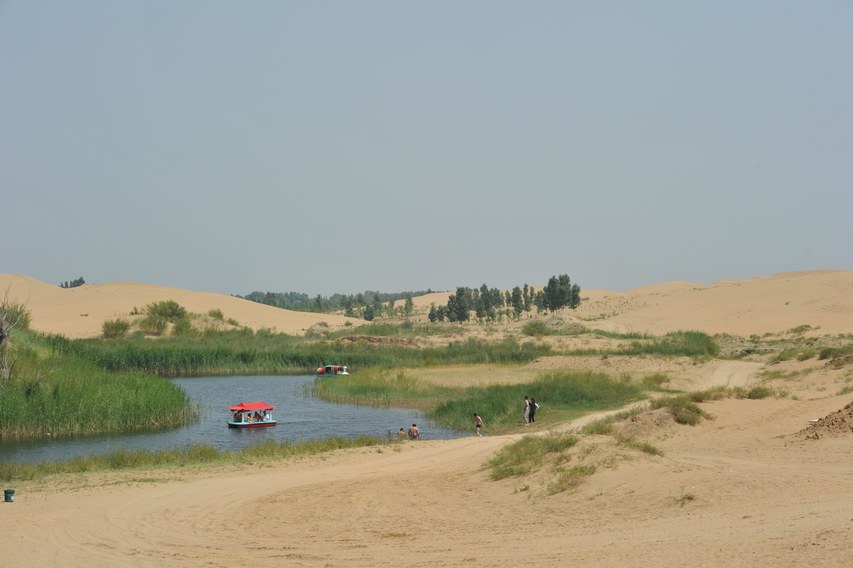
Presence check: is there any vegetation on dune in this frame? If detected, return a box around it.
[486,432,580,480]
[484,432,599,496]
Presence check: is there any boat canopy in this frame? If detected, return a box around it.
[228,401,277,412]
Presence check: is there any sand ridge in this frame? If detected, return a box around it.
[5,270,853,339]
[0,274,361,338]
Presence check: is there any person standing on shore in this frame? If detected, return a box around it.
[529,398,538,423]
[523,396,530,425]
[474,413,484,437]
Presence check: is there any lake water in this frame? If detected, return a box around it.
[0,374,464,464]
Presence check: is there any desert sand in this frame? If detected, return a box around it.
[2,270,853,567]
[0,274,361,337]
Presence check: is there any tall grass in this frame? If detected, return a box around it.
[312,368,453,410]
[321,320,467,338]
[559,330,721,358]
[312,369,646,434]
[431,370,646,433]
[48,334,552,377]
[619,330,720,357]
[0,436,386,482]
[0,332,198,440]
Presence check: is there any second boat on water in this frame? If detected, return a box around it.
[315,364,349,377]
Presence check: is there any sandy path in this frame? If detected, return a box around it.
[705,360,762,388]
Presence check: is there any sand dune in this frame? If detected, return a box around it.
[0,274,361,338]
[3,270,852,338]
[574,270,853,336]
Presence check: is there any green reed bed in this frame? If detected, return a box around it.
[312,368,456,410]
[0,333,198,440]
[48,334,551,377]
[313,368,646,434]
[431,370,646,433]
[558,330,721,358]
[618,330,720,357]
[320,320,468,338]
[0,436,387,482]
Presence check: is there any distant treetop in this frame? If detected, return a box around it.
[59,277,86,289]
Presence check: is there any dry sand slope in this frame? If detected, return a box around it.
[574,270,853,336]
[0,274,360,337]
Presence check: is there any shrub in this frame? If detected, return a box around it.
[145,300,187,322]
[642,373,670,390]
[651,396,708,425]
[521,321,552,337]
[102,318,131,338]
[745,386,775,399]
[171,317,195,337]
[0,299,31,331]
[139,314,168,336]
[208,308,224,321]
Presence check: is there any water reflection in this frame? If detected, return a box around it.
[0,375,463,464]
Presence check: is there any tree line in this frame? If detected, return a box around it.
[237,289,430,321]
[428,274,581,323]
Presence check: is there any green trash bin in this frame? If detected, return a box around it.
[4,489,14,503]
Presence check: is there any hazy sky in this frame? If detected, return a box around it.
[2,1,851,297]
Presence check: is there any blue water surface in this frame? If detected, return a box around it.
[0,375,463,464]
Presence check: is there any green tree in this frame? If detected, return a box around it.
[543,274,581,311]
[446,287,472,322]
[511,286,524,317]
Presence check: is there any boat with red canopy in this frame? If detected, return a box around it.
[228,401,277,428]
[316,364,349,377]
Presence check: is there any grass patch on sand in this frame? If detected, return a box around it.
[484,433,603,495]
[0,436,388,483]
[485,432,580,480]
[648,385,783,426]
